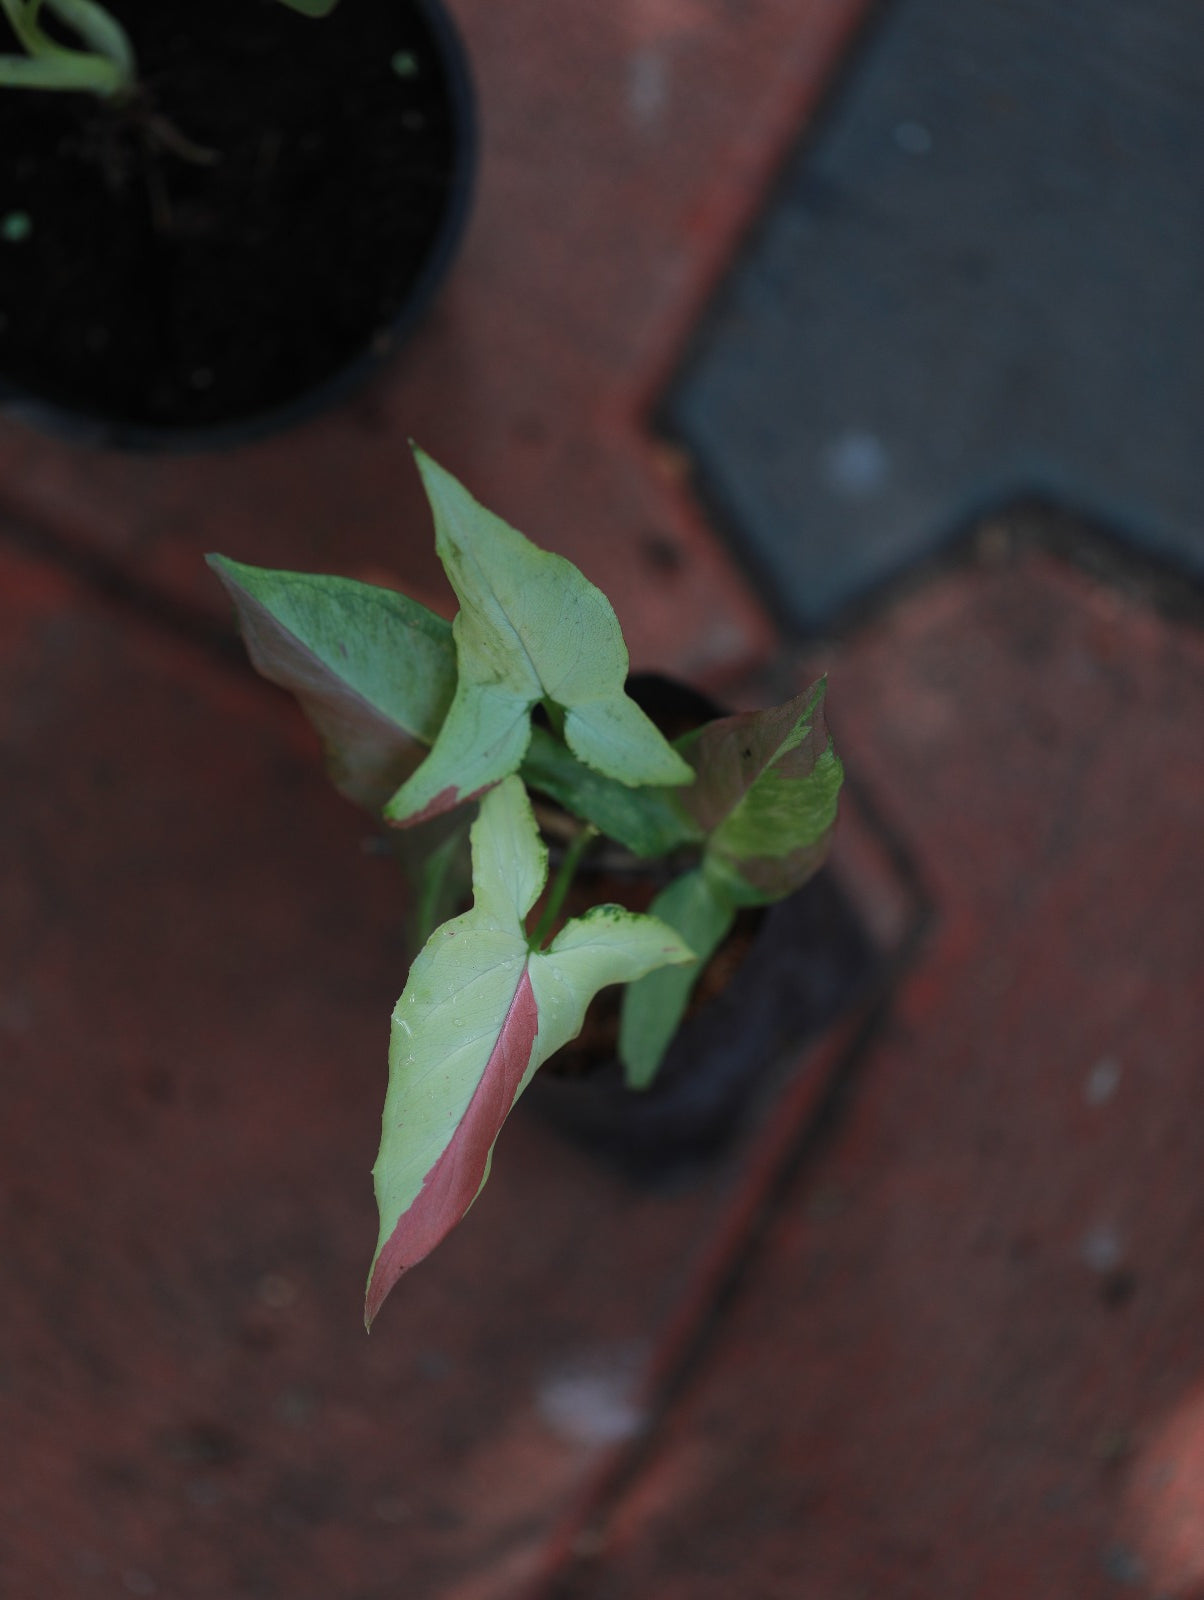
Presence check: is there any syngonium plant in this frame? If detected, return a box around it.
[208,448,843,1327]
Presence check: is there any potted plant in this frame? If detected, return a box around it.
[0,0,474,447]
[209,448,845,1326]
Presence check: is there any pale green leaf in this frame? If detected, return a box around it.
[383,450,693,826]
[208,555,455,812]
[530,902,696,1063]
[366,778,692,1323]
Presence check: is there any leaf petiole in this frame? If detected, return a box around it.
[529,822,598,949]
[540,696,566,742]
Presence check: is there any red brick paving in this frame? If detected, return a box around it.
[4,5,894,1592]
[3,1,1203,1597]
[6,513,1201,1600]
[539,551,1204,1600]
[0,0,872,686]
[0,523,906,1597]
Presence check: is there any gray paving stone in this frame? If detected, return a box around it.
[666,0,1204,630]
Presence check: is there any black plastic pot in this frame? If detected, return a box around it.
[522,675,879,1181]
[523,868,876,1182]
[0,0,474,450]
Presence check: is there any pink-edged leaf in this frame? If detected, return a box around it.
[207,555,455,812]
[365,970,538,1326]
[679,678,844,901]
[383,450,692,828]
[366,778,693,1325]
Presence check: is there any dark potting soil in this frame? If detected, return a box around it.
[0,0,467,434]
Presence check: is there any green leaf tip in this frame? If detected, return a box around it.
[383,450,694,828]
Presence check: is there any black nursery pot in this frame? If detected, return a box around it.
[0,0,474,450]
[523,675,880,1182]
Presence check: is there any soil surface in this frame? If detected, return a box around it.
[0,0,466,435]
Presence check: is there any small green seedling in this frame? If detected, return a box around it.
[0,0,339,99]
[209,448,842,1325]
[0,0,135,97]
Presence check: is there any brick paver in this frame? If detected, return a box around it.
[0,0,871,686]
[0,522,903,1598]
[539,546,1204,1600]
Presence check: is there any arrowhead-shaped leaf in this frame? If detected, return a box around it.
[207,555,455,812]
[679,679,843,902]
[209,551,696,856]
[383,450,693,827]
[366,777,693,1325]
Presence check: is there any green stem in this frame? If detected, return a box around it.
[0,0,135,96]
[540,697,567,743]
[530,823,598,949]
